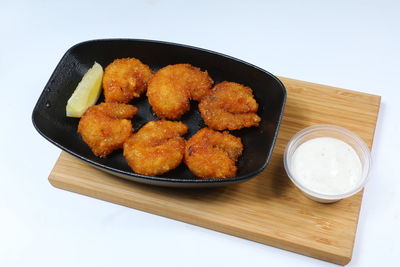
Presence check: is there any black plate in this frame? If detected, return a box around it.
[32,39,286,187]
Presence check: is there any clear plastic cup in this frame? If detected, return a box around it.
[283,124,372,203]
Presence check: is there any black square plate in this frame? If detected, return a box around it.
[32,39,286,187]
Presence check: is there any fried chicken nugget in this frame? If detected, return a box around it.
[147,64,213,120]
[103,58,153,103]
[123,120,188,176]
[199,81,261,130]
[78,103,138,157]
[184,128,243,179]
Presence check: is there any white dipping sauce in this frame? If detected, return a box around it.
[291,137,362,195]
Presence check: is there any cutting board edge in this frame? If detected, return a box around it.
[48,164,351,266]
[278,76,382,102]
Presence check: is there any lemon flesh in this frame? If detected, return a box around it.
[66,62,104,117]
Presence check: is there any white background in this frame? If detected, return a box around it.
[1,0,399,266]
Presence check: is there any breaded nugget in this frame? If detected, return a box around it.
[78,103,138,157]
[103,58,153,103]
[123,120,188,176]
[199,81,261,130]
[147,64,213,119]
[184,128,243,179]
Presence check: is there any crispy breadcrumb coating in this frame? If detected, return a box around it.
[199,81,261,130]
[123,120,188,176]
[78,103,138,157]
[147,64,213,119]
[184,128,243,179]
[103,58,153,103]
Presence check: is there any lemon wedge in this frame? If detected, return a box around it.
[66,62,104,117]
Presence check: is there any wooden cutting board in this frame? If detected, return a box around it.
[48,77,381,265]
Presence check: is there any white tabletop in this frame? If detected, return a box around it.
[1,0,399,266]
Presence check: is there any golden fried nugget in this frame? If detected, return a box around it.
[199,81,261,130]
[184,128,243,179]
[78,103,138,157]
[147,64,213,119]
[103,58,153,103]
[123,120,188,176]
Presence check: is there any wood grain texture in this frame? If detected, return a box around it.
[48,77,381,265]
